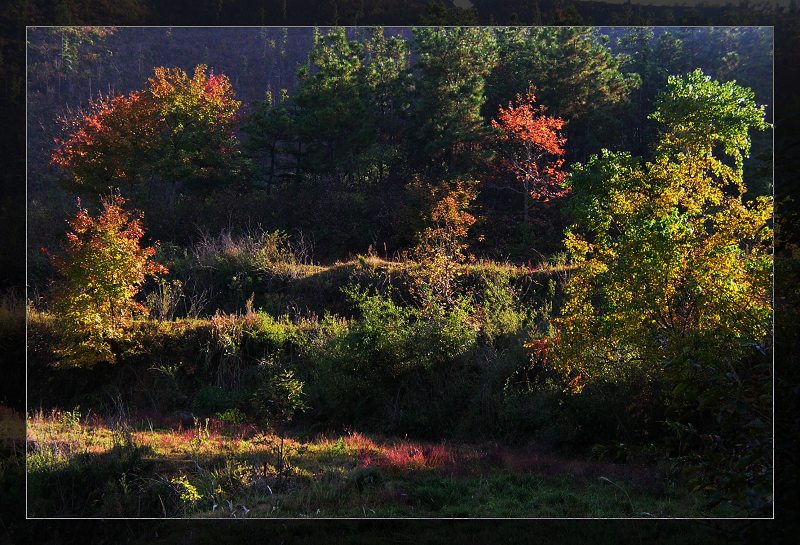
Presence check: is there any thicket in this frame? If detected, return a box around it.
[28,261,556,441]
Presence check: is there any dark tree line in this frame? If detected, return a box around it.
[28,26,773,269]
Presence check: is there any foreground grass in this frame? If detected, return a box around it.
[26,411,738,518]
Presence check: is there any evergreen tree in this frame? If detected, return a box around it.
[243,88,294,192]
[407,27,498,179]
[293,27,408,186]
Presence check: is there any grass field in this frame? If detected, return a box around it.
[25,410,737,518]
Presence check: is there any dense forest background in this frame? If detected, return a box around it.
[25,26,773,293]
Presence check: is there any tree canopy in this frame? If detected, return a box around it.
[52,64,242,196]
[554,69,771,387]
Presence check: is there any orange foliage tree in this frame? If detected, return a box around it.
[45,195,167,366]
[491,92,569,223]
[52,65,241,196]
[411,179,478,306]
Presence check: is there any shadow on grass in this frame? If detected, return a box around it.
[27,441,172,518]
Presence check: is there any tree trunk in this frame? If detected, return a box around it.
[523,179,530,224]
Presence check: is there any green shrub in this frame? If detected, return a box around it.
[244,311,300,349]
[216,407,247,426]
[474,271,529,345]
[303,286,479,432]
[250,357,307,433]
[414,293,479,368]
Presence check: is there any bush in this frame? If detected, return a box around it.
[244,311,301,350]
[474,271,529,346]
[303,286,479,433]
[44,195,167,367]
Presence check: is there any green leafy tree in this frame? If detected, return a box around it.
[552,70,771,512]
[616,28,772,168]
[251,358,307,487]
[45,195,167,366]
[556,69,771,383]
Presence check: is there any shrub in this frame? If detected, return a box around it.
[44,195,167,367]
[244,311,300,350]
[216,407,247,426]
[250,357,307,433]
[474,271,529,345]
[304,286,479,432]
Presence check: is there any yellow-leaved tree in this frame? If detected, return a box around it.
[551,69,772,512]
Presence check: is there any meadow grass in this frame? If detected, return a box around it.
[25,411,737,518]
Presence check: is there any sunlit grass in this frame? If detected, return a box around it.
[25,412,736,518]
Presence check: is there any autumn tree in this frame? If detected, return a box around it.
[486,27,637,160]
[552,70,772,510]
[148,65,242,192]
[45,195,167,366]
[491,92,568,223]
[555,69,771,384]
[51,90,159,193]
[52,64,242,198]
[410,179,478,307]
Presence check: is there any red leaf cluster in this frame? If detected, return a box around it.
[51,65,240,190]
[492,92,570,202]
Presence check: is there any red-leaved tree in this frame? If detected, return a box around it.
[52,90,159,191]
[52,64,241,197]
[491,92,569,223]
